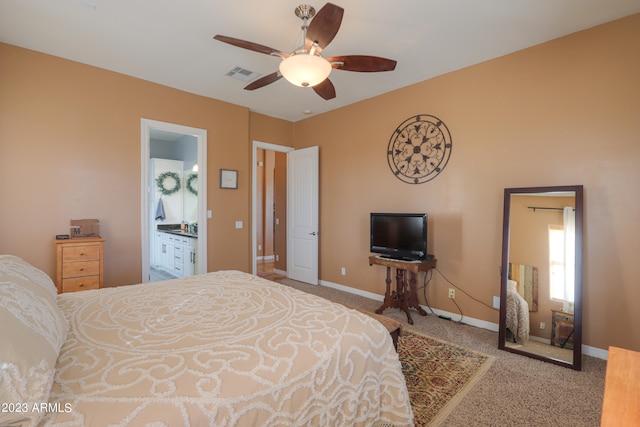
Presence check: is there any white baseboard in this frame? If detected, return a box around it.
[428,307,500,333]
[319,279,385,302]
[318,278,607,360]
[583,345,608,360]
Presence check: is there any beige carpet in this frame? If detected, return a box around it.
[277,277,607,427]
[506,339,573,362]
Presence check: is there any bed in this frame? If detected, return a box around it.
[0,255,413,427]
[505,279,530,344]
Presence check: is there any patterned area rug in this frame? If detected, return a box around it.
[399,330,495,426]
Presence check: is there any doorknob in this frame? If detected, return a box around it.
[309,231,318,236]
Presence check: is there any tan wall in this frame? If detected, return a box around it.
[249,112,294,148]
[255,149,265,259]
[2,13,639,352]
[292,14,640,352]
[255,148,275,260]
[273,152,287,271]
[249,113,293,271]
[0,42,252,285]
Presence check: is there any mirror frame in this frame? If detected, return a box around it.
[498,185,583,370]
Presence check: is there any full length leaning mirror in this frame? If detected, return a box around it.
[499,185,583,370]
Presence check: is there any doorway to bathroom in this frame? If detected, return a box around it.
[141,119,208,282]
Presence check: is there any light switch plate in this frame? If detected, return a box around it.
[235,221,243,229]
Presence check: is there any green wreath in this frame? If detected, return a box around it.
[156,171,181,196]
[186,173,198,196]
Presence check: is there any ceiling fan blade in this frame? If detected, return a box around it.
[313,78,336,100]
[305,3,344,51]
[327,55,397,72]
[244,71,282,91]
[214,35,288,58]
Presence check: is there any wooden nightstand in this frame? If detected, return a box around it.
[55,237,104,293]
[551,309,574,349]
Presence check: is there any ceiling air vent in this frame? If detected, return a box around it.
[226,67,262,83]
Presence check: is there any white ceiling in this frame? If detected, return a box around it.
[2,0,639,122]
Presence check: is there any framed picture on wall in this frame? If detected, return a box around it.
[220,169,238,189]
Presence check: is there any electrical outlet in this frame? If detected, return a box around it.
[540,321,546,330]
[493,296,500,309]
[275,255,279,261]
[448,288,455,299]
[341,267,346,276]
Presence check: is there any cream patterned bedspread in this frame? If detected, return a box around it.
[506,289,530,344]
[42,271,413,426]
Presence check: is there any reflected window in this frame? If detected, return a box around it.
[549,225,574,302]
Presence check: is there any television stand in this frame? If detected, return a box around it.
[369,255,437,324]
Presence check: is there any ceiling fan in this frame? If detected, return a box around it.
[213,3,397,100]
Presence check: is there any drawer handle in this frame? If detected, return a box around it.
[79,268,85,271]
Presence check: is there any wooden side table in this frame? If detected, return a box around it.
[369,255,437,324]
[55,237,105,293]
[551,309,574,349]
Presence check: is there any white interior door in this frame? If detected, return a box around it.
[287,146,319,285]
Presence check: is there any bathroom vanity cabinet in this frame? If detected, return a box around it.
[155,231,197,278]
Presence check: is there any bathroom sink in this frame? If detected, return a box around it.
[163,229,198,238]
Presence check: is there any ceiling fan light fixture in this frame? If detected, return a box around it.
[279,52,331,87]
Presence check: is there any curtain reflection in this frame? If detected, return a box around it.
[563,206,575,304]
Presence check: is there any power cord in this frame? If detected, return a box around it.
[413,266,498,325]
[434,267,498,312]
[417,268,466,323]
[414,267,499,324]
[419,269,438,316]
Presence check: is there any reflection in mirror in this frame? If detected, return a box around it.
[499,185,583,370]
[184,168,198,224]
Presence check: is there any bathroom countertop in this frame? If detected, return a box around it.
[159,229,198,239]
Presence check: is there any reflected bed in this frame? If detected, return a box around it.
[505,279,530,344]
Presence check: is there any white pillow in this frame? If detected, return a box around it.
[0,255,68,427]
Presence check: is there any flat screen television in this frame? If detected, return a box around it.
[370,213,429,261]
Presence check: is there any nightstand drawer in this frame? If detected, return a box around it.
[62,260,100,278]
[56,237,105,294]
[62,276,100,292]
[63,244,101,261]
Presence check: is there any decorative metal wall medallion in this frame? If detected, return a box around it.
[387,115,452,184]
